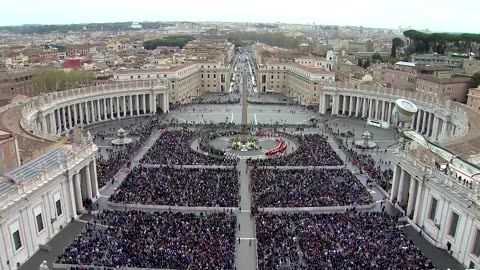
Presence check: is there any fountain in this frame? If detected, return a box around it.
[111,128,133,146]
[354,131,377,149]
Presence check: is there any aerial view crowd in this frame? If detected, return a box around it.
[110,166,239,207]
[140,129,237,166]
[251,168,372,207]
[56,210,236,269]
[54,108,431,270]
[254,134,344,166]
[256,212,435,270]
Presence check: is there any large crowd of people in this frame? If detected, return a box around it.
[256,212,436,270]
[251,168,372,207]
[140,130,237,165]
[253,134,343,166]
[109,166,239,207]
[95,117,162,187]
[56,210,236,269]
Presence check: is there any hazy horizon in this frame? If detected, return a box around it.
[1,0,479,33]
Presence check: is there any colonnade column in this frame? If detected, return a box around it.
[79,103,84,124]
[61,107,67,130]
[390,164,401,200]
[432,117,439,140]
[387,102,392,123]
[73,172,83,213]
[67,105,72,128]
[355,97,361,116]
[91,159,99,198]
[50,113,56,134]
[66,173,77,218]
[73,104,78,126]
[342,95,347,115]
[136,95,140,115]
[109,98,113,120]
[96,100,102,121]
[151,94,157,114]
[381,101,386,121]
[406,178,417,217]
[163,93,169,113]
[426,113,433,137]
[397,169,406,205]
[84,164,93,200]
[85,102,90,125]
[413,180,424,223]
[55,109,61,133]
[90,101,95,123]
[349,96,354,116]
[122,96,127,117]
[422,111,428,134]
[103,99,107,120]
[143,94,147,114]
[416,111,422,133]
[362,98,368,118]
[116,97,120,118]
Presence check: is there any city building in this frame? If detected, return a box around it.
[0,69,40,97]
[113,63,231,104]
[373,62,417,91]
[0,129,20,175]
[467,86,480,111]
[65,44,89,57]
[463,58,480,76]
[411,54,464,70]
[416,66,471,103]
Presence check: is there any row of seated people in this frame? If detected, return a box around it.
[140,129,237,166]
[56,210,236,270]
[256,212,436,270]
[253,134,343,166]
[109,166,239,207]
[251,168,372,208]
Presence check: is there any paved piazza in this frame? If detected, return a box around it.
[19,91,463,270]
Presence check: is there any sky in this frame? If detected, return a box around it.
[1,0,478,33]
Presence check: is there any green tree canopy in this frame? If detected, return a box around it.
[227,31,302,49]
[143,35,195,50]
[471,72,480,88]
[33,70,95,93]
[391,37,405,58]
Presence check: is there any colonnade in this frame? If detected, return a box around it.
[37,92,169,135]
[320,93,457,141]
[390,164,424,222]
[67,159,99,214]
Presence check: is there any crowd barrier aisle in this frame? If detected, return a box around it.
[106,201,239,213]
[259,202,376,213]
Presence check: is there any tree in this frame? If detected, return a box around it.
[371,53,383,63]
[391,37,405,58]
[362,58,371,69]
[471,72,480,88]
[357,58,363,67]
[33,70,95,92]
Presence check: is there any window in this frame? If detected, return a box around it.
[55,199,63,217]
[36,213,44,233]
[428,198,438,220]
[448,212,460,238]
[12,230,22,250]
[473,229,480,257]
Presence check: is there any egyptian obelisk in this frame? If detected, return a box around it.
[240,73,248,144]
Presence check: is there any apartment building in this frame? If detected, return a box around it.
[183,40,235,65]
[65,44,89,57]
[0,69,40,97]
[373,62,417,91]
[416,75,471,103]
[467,86,480,111]
[463,58,480,76]
[113,63,231,104]
[256,62,335,106]
[411,54,464,69]
[0,129,21,175]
